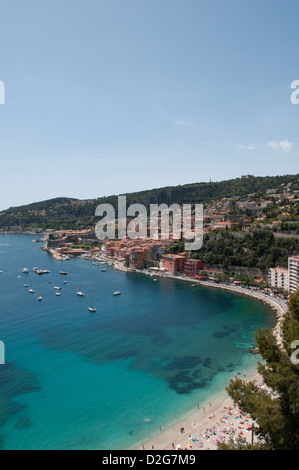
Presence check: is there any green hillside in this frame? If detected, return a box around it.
[0,174,298,231]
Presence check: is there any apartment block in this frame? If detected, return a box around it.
[288,256,299,294]
[161,254,186,274]
[268,267,289,292]
[184,259,203,278]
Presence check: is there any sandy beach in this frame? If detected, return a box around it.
[129,274,288,451]
[136,370,263,451]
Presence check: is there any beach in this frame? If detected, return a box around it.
[137,370,263,451]
[128,273,288,451]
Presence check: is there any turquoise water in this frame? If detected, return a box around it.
[0,235,274,450]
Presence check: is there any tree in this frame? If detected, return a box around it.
[219,289,299,450]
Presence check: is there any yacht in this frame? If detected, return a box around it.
[54,286,61,290]
[113,291,121,296]
[77,291,85,297]
[38,296,42,301]
[22,268,29,273]
[24,283,29,287]
[88,307,96,312]
[56,292,61,296]
[29,289,35,293]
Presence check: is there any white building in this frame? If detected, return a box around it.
[288,256,299,294]
[268,267,289,292]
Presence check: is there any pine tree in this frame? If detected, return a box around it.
[219,289,299,450]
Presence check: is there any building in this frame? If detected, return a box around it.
[161,254,186,274]
[184,259,203,278]
[288,256,299,294]
[268,267,289,292]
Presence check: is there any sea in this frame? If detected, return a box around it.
[0,234,275,450]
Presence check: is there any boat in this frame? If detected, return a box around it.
[63,280,67,284]
[101,269,107,272]
[22,268,29,273]
[56,292,61,296]
[113,290,121,296]
[29,289,35,293]
[33,267,50,275]
[54,286,61,290]
[24,283,29,287]
[88,307,96,312]
[77,291,85,297]
[38,296,42,301]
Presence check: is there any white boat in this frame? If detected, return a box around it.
[24,283,29,287]
[38,296,42,301]
[77,291,85,297]
[54,286,61,290]
[63,280,67,284]
[56,292,61,296]
[22,268,29,273]
[113,291,121,296]
[89,307,96,312]
[29,289,35,293]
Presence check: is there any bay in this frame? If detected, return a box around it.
[0,234,274,449]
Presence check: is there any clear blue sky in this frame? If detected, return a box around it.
[0,0,298,210]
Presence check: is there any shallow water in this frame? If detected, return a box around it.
[0,234,274,449]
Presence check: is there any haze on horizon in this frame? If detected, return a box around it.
[0,0,299,211]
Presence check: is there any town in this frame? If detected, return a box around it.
[40,175,299,298]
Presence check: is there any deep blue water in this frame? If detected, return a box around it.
[0,234,274,449]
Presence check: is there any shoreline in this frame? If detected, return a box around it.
[134,367,262,451]
[124,270,288,451]
[40,246,289,450]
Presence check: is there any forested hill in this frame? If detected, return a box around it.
[0,174,298,231]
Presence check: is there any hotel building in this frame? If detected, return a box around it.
[288,256,299,294]
[268,267,289,292]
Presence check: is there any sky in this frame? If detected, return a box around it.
[0,0,298,210]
